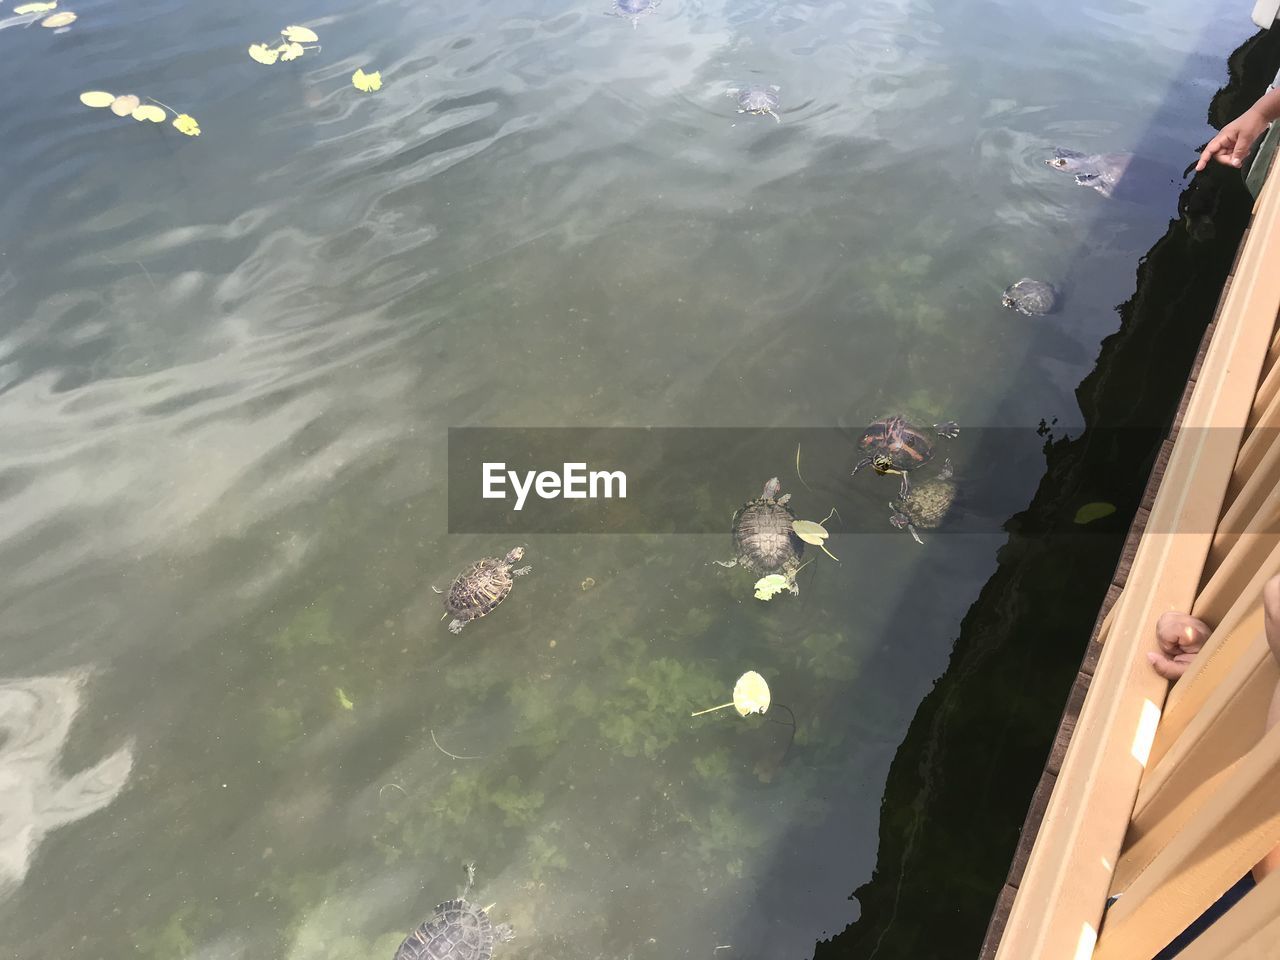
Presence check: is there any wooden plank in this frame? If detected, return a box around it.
[979,885,1020,960]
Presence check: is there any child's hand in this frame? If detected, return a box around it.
[1196,108,1271,171]
[1148,611,1210,681]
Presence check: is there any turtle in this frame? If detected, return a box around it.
[714,477,804,594]
[1001,278,1058,316]
[1045,148,1134,198]
[852,414,959,497]
[395,863,515,960]
[608,0,659,26]
[442,547,530,634]
[889,459,956,544]
[728,84,781,123]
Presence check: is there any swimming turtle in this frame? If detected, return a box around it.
[1001,278,1058,316]
[714,477,804,594]
[728,84,780,122]
[609,0,658,26]
[395,864,515,960]
[442,547,530,634]
[1046,148,1134,198]
[890,459,956,544]
[852,415,959,497]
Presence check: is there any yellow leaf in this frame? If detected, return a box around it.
[336,688,354,710]
[281,24,318,43]
[732,671,771,716]
[248,43,279,65]
[109,94,140,117]
[132,104,166,123]
[791,519,828,545]
[278,41,304,62]
[79,90,115,108]
[15,1,56,13]
[352,68,382,92]
[41,10,76,27]
[172,113,201,136]
[753,574,788,601]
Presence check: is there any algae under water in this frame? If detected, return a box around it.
[0,0,1261,957]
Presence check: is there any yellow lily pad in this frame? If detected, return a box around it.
[110,94,140,117]
[732,671,771,716]
[281,24,318,43]
[172,113,200,136]
[15,1,56,12]
[352,68,382,92]
[753,574,788,601]
[41,10,76,26]
[791,519,829,544]
[79,90,115,108]
[336,687,354,710]
[278,41,305,62]
[248,43,279,65]
[132,104,166,123]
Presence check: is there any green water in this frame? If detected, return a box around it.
[0,1,1257,957]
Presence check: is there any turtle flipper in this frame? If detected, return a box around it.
[851,456,873,478]
[712,558,738,569]
[495,923,517,942]
[908,523,924,545]
[898,472,911,498]
[934,421,959,439]
[448,619,467,634]
[1074,172,1100,186]
[513,566,532,577]
[937,457,954,481]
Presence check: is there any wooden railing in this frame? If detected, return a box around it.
[991,159,1280,959]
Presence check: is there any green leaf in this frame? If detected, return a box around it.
[753,574,788,601]
[1074,502,1117,525]
[335,687,354,710]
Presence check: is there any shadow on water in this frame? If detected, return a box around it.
[801,25,1280,960]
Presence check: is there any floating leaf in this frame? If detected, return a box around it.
[15,1,56,12]
[336,687,354,710]
[753,574,788,601]
[41,10,75,26]
[79,90,115,108]
[691,670,772,718]
[172,113,200,136]
[110,94,140,117]
[281,24,318,43]
[277,41,305,62]
[248,43,279,64]
[132,104,166,123]
[791,519,829,545]
[1074,501,1117,525]
[732,670,771,716]
[352,68,382,92]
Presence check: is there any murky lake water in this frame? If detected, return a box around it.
[0,0,1256,957]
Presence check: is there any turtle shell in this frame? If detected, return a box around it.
[446,557,515,623]
[395,899,495,960]
[896,476,956,529]
[859,415,938,473]
[737,85,780,113]
[1002,278,1057,316]
[732,494,802,575]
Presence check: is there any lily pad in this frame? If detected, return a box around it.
[248,43,279,65]
[1074,501,1117,525]
[791,519,829,545]
[41,10,76,26]
[172,113,200,136]
[132,104,166,123]
[79,90,115,108]
[281,24,318,43]
[732,670,770,716]
[110,94,140,117]
[278,41,305,62]
[753,574,788,601]
[352,67,382,92]
[15,1,56,12]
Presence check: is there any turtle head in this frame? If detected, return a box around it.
[1047,148,1087,171]
[504,546,526,565]
[762,477,781,499]
[494,922,516,942]
[1000,291,1016,309]
[871,454,899,476]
